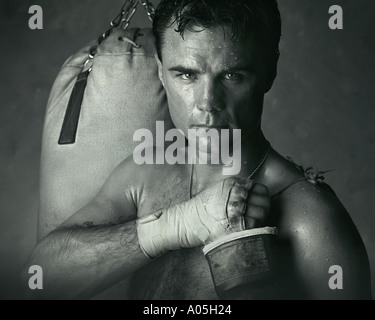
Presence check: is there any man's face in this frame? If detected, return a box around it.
[157,23,267,148]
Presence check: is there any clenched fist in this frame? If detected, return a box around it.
[137,177,271,259]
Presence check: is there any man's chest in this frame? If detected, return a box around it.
[136,171,191,217]
[132,170,218,299]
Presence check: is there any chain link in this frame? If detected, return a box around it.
[119,0,139,30]
[119,0,155,29]
[139,0,156,22]
[111,0,132,27]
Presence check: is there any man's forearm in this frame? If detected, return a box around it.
[22,220,148,299]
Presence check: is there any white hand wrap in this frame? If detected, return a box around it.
[137,177,254,259]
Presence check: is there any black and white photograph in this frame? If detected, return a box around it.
[0,0,374,302]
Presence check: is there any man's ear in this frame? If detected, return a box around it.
[155,55,165,87]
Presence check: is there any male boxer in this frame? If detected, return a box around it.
[23,0,372,299]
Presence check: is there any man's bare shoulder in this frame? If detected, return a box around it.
[111,146,190,214]
[263,149,356,239]
[263,150,350,234]
[114,146,186,180]
[263,150,371,298]
[272,177,351,238]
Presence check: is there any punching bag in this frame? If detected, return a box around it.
[38,1,174,239]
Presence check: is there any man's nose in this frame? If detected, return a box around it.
[196,79,224,113]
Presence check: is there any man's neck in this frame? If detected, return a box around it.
[189,129,270,195]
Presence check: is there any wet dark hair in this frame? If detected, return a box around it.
[153,0,281,65]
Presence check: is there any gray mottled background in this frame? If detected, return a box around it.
[0,0,374,299]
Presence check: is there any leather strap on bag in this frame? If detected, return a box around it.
[58,69,90,144]
[58,0,155,144]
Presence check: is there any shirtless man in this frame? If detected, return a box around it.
[23,0,372,299]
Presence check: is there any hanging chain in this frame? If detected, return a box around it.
[117,0,139,30]
[119,0,155,29]
[111,0,133,28]
[139,0,156,22]
[82,0,155,72]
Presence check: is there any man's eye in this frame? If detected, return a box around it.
[179,73,196,81]
[223,73,243,81]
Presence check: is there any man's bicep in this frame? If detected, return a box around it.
[59,159,138,229]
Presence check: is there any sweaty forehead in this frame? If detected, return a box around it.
[167,24,226,46]
[161,24,257,67]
